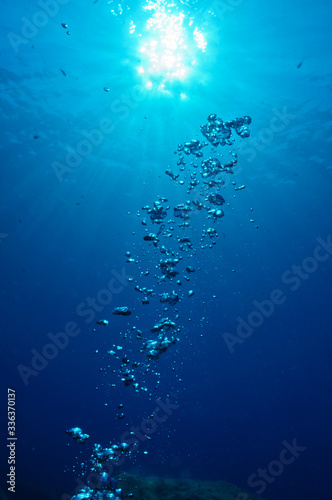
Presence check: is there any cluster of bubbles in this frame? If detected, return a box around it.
[66,428,91,445]
[71,474,123,500]
[66,113,252,499]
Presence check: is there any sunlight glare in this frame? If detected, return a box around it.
[134,1,207,90]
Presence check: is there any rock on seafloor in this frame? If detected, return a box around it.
[116,472,268,500]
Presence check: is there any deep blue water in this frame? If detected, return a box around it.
[1,0,332,499]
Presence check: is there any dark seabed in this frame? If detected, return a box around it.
[1,0,332,499]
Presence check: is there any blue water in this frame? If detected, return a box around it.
[1,0,332,499]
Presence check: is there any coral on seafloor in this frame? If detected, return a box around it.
[116,472,268,500]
